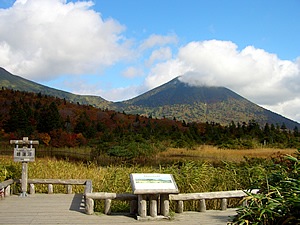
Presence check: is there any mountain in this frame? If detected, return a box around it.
[114,77,300,129]
[0,67,112,109]
[1,67,299,129]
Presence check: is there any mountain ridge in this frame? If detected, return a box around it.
[0,67,299,129]
[0,67,112,108]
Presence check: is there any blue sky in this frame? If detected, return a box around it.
[0,0,300,122]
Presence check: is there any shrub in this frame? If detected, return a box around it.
[232,150,300,225]
[0,163,20,181]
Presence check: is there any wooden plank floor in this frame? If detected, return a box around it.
[0,194,237,225]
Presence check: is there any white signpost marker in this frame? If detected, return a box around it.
[130,173,179,219]
[10,137,39,197]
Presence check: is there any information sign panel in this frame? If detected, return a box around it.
[130,173,179,194]
[14,147,35,162]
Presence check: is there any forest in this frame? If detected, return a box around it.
[0,88,300,159]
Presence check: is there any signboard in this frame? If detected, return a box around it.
[130,173,179,194]
[14,147,35,162]
[10,137,38,163]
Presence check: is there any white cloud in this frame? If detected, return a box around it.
[262,98,300,123]
[145,47,172,67]
[78,84,141,102]
[122,66,144,78]
[139,34,178,51]
[145,59,189,89]
[100,86,142,102]
[0,0,131,81]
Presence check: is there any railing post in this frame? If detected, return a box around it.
[199,199,206,212]
[177,200,184,213]
[221,198,227,210]
[29,183,35,194]
[5,185,11,196]
[85,198,94,215]
[150,194,158,217]
[48,184,53,194]
[104,199,112,215]
[160,194,170,217]
[67,185,72,194]
[138,194,147,218]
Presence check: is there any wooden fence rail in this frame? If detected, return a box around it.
[0,179,14,199]
[169,189,259,213]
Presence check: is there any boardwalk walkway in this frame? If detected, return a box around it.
[0,194,236,225]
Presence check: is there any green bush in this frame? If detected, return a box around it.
[0,164,20,181]
[232,150,300,225]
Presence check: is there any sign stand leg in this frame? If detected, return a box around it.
[20,162,28,197]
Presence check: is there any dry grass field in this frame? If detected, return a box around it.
[157,145,297,162]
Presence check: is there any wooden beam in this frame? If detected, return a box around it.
[169,189,259,201]
[0,179,14,189]
[10,137,39,145]
[27,179,87,185]
[85,192,137,201]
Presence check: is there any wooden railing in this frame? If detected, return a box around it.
[169,189,259,213]
[0,178,92,197]
[2,178,259,217]
[24,179,92,195]
[84,189,259,215]
[0,179,14,199]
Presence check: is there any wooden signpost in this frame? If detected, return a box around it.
[10,137,39,197]
[130,173,179,219]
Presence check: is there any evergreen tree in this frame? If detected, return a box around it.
[4,101,34,135]
[37,102,62,133]
[74,111,96,138]
[294,126,299,137]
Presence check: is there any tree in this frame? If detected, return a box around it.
[294,126,299,137]
[37,102,62,133]
[74,111,96,138]
[4,100,34,136]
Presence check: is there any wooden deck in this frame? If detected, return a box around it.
[0,194,237,225]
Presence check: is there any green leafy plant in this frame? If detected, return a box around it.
[0,164,20,181]
[232,150,300,225]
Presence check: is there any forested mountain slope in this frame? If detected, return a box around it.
[1,67,299,129]
[114,77,299,129]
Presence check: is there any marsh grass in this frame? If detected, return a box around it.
[0,146,296,213]
[157,145,296,162]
